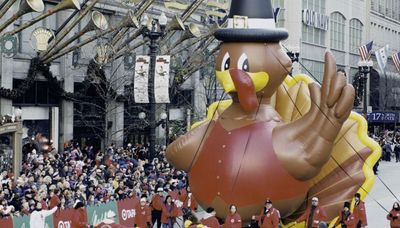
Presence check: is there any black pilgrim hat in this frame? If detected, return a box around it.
[215,0,288,42]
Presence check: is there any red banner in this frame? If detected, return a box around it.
[0,217,13,228]
[117,197,139,226]
[53,207,88,228]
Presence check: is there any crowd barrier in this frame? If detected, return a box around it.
[0,197,140,228]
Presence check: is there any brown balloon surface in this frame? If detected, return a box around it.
[167,12,380,228]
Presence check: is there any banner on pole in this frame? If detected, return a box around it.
[134,55,150,103]
[154,55,171,103]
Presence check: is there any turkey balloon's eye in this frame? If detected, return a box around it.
[237,53,250,72]
[221,52,230,71]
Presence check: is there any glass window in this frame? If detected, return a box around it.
[301,0,326,46]
[349,19,363,53]
[301,59,325,83]
[330,12,346,51]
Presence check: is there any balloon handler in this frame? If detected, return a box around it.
[166,0,381,226]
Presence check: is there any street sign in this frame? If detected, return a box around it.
[368,112,399,123]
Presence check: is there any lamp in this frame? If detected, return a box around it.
[14,107,22,121]
[138,112,146,119]
[160,112,168,120]
[141,14,149,26]
[158,12,168,28]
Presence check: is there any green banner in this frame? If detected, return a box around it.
[45,214,53,228]
[86,201,119,226]
[13,215,30,228]
[12,212,54,228]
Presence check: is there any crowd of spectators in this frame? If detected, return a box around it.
[0,138,189,221]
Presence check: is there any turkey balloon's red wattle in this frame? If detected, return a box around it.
[229,69,258,113]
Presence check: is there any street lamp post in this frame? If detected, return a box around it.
[138,111,168,158]
[141,13,168,160]
[358,60,374,118]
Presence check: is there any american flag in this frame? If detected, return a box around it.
[393,52,400,72]
[358,41,373,61]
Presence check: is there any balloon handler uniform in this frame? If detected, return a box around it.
[166,0,381,226]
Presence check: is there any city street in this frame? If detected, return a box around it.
[365,161,400,227]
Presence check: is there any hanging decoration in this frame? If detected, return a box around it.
[134,55,150,103]
[154,55,171,103]
[0,34,18,58]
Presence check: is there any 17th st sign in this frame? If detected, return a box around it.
[302,8,329,31]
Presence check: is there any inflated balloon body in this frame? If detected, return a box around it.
[166,0,381,226]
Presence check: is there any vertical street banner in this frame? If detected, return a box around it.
[86,201,119,226]
[154,55,171,103]
[134,55,150,103]
[53,208,88,228]
[117,197,140,227]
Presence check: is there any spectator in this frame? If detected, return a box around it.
[29,202,57,228]
[135,197,152,228]
[161,195,178,228]
[151,187,165,228]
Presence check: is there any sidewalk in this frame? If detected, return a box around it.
[365,161,400,227]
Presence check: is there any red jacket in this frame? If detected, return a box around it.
[161,203,179,224]
[353,200,367,226]
[201,215,220,228]
[49,195,60,209]
[135,205,152,228]
[387,209,400,227]
[168,190,183,216]
[333,211,357,228]
[151,194,164,211]
[224,212,242,228]
[256,207,280,228]
[296,205,327,228]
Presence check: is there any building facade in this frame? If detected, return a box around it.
[273,0,400,115]
[0,0,224,151]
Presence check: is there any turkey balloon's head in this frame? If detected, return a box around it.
[214,0,293,113]
[215,43,292,113]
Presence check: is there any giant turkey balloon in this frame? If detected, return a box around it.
[166,0,381,226]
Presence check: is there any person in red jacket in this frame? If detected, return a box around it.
[201,207,220,228]
[252,199,280,228]
[135,197,152,228]
[151,188,164,228]
[332,202,357,228]
[295,197,328,228]
[49,189,60,209]
[353,193,367,228]
[224,204,242,228]
[161,195,179,228]
[387,202,400,228]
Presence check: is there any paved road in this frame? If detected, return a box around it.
[365,161,400,227]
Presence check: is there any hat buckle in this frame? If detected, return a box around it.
[233,15,248,29]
